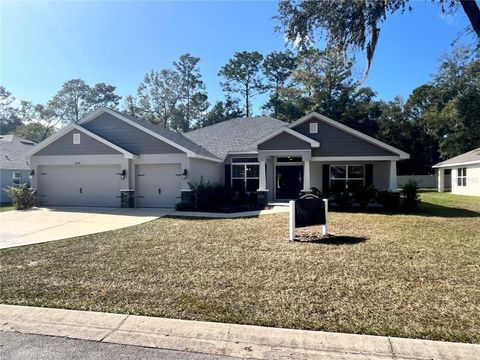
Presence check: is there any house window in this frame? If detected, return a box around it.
[309,122,318,134]
[73,133,81,144]
[457,167,467,186]
[12,172,21,186]
[231,158,259,192]
[330,165,364,190]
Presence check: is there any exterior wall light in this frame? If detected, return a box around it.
[117,169,127,180]
[182,169,188,180]
[30,169,35,176]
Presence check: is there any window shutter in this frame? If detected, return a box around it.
[322,164,329,193]
[365,164,373,186]
[225,164,231,189]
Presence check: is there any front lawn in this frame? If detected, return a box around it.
[1,192,479,343]
[0,204,15,212]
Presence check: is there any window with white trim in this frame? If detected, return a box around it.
[330,165,364,190]
[73,133,81,144]
[12,172,21,186]
[231,158,259,192]
[457,167,467,186]
[309,122,318,134]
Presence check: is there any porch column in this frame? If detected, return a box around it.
[388,160,397,191]
[438,168,445,192]
[303,160,311,191]
[258,160,267,190]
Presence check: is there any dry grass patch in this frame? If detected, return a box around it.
[1,192,479,343]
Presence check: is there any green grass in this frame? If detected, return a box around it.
[1,192,479,343]
[0,204,15,212]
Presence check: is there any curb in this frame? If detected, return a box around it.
[1,305,479,359]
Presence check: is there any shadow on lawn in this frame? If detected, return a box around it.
[294,234,367,245]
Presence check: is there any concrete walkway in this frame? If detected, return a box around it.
[171,205,289,219]
[0,207,173,249]
[1,305,478,360]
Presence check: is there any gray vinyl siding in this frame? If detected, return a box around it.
[35,130,121,156]
[258,132,311,150]
[0,169,30,203]
[84,112,183,154]
[293,120,396,157]
[188,158,223,186]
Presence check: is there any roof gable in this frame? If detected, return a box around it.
[26,124,135,159]
[289,113,409,159]
[254,127,320,150]
[79,108,220,161]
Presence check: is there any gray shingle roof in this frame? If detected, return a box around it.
[0,135,36,170]
[434,147,480,168]
[109,109,219,160]
[184,117,287,159]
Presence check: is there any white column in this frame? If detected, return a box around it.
[438,168,445,192]
[388,160,397,191]
[258,160,267,190]
[303,160,311,191]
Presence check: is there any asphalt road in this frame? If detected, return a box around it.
[0,332,236,360]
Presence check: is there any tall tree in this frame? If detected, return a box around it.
[277,0,480,77]
[123,95,140,117]
[48,79,121,123]
[219,51,266,117]
[0,87,23,134]
[15,122,54,143]
[263,50,296,118]
[137,69,182,127]
[85,83,121,109]
[173,54,209,131]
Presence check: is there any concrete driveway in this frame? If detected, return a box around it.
[0,207,174,249]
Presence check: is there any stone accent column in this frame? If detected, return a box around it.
[438,168,445,192]
[388,160,398,191]
[256,190,269,207]
[181,189,195,205]
[120,190,135,208]
[303,160,311,191]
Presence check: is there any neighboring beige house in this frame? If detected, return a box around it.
[433,147,480,196]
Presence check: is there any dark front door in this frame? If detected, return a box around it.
[276,165,303,199]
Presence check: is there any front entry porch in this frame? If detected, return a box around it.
[257,154,399,202]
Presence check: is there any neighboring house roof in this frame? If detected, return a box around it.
[0,135,36,170]
[26,124,136,159]
[433,147,480,168]
[80,108,220,161]
[184,116,287,159]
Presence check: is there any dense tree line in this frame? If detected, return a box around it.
[1,45,478,175]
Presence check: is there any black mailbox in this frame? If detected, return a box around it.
[294,194,326,228]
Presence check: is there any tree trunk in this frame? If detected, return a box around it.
[245,84,250,117]
[460,0,480,38]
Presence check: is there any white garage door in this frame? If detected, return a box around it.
[136,164,181,208]
[37,165,121,207]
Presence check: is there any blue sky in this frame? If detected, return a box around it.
[0,1,472,114]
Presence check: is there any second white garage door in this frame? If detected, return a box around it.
[135,164,181,207]
[37,165,121,207]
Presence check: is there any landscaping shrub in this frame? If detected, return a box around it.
[4,184,36,210]
[189,180,228,210]
[401,179,420,211]
[310,187,328,199]
[330,183,352,210]
[377,190,400,211]
[353,185,377,209]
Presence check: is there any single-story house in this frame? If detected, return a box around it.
[26,107,409,208]
[433,147,480,196]
[0,135,36,203]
